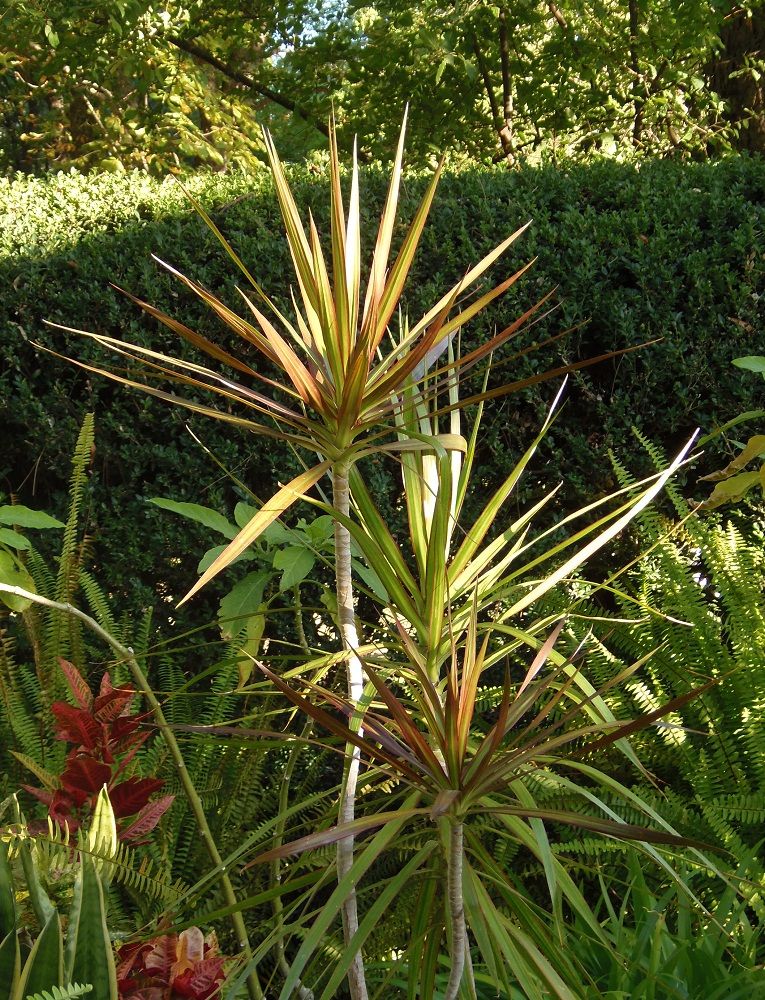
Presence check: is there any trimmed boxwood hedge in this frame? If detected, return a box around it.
[1,158,764,627]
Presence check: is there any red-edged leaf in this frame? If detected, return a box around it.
[58,657,93,709]
[22,784,55,807]
[49,791,78,829]
[484,806,715,850]
[93,684,135,722]
[256,661,422,781]
[116,940,150,980]
[61,755,112,802]
[144,933,177,978]
[516,619,566,699]
[109,714,144,751]
[246,807,429,866]
[109,777,166,818]
[173,957,226,998]
[119,794,175,841]
[112,731,151,779]
[51,701,100,749]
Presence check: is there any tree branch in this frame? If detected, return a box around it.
[168,35,330,140]
[546,2,568,30]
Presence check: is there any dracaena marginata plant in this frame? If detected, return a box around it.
[231,372,715,999]
[48,118,653,999]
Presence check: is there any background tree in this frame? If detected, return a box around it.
[2,0,763,171]
[342,0,765,162]
[0,0,347,173]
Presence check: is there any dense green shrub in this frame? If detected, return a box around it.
[1,158,764,622]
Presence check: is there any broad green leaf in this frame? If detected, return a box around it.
[305,514,335,545]
[148,498,237,538]
[0,529,30,551]
[699,470,761,509]
[0,506,63,530]
[351,558,388,601]
[0,929,19,1000]
[732,355,765,374]
[197,544,255,574]
[273,546,315,591]
[236,612,266,687]
[234,502,258,529]
[699,435,765,481]
[0,552,36,612]
[219,571,271,638]
[261,522,295,546]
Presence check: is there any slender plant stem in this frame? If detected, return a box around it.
[292,584,309,655]
[331,461,369,1000]
[272,721,314,1000]
[444,820,466,1000]
[0,584,264,1000]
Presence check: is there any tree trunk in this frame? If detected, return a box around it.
[332,462,368,1000]
[628,0,644,148]
[498,8,516,166]
[711,7,765,153]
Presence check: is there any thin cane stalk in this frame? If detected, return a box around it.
[444,820,467,1000]
[0,583,264,1000]
[332,460,368,1000]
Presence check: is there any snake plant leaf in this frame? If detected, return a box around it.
[0,841,16,941]
[17,913,63,1000]
[0,930,19,1000]
[0,842,19,1000]
[87,787,118,880]
[64,856,117,1000]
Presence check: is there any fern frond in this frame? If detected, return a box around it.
[24,984,93,1000]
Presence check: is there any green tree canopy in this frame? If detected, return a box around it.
[1,0,763,171]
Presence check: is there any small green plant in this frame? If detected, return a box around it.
[699,355,765,509]
[0,795,118,1000]
[148,498,340,683]
[572,850,765,999]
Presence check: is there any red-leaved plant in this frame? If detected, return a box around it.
[117,927,228,1000]
[24,657,174,841]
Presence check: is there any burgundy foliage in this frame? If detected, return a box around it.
[25,658,174,840]
[116,928,228,1000]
